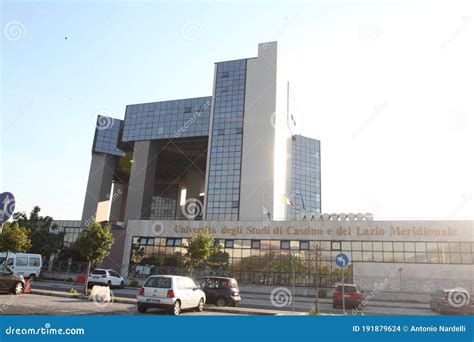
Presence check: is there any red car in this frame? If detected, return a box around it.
[332,284,364,309]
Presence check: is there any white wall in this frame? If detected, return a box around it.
[239,42,278,220]
[353,262,474,293]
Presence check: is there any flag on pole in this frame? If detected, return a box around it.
[281,194,295,206]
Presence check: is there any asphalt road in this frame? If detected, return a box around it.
[32,280,440,316]
[0,294,234,316]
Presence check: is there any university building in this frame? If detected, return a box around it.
[55,42,473,293]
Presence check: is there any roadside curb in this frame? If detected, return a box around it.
[30,289,284,315]
[31,289,136,305]
[205,306,294,316]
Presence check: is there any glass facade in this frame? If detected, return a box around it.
[205,59,247,220]
[129,237,474,285]
[150,195,177,220]
[93,116,125,156]
[122,97,211,142]
[289,135,321,220]
[53,220,84,247]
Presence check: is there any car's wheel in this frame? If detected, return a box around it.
[106,281,112,287]
[137,304,147,313]
[13,282,24,295]
[196,298,204,312]
[172,300,181,315]
[216,297,226,307]
[120,281,125,288]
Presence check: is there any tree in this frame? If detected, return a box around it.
[72,221,114,294]
[185,231,217,277]
[12,206,64,256]
[0,222,31,252]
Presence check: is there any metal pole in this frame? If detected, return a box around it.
[342,267,345,314]
[292,253,295,313]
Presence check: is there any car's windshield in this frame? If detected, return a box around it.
[336,285,357,292]
[91,270,107,275]
[145,277,172,288]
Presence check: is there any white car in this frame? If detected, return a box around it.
[87,269,125,288]
[137,275,206,315]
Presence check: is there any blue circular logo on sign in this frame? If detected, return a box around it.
[0,192,16,223]
[335,253,350,268]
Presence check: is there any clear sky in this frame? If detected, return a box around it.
[2,0,473,220]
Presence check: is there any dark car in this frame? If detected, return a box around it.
[332,284,364,309]
[430,289,473,315]
[0,265,25,295]
[197,277,241,307]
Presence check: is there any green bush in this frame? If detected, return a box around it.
[128,279,139,287]
[318,288,327,298]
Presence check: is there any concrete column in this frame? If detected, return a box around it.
[109,182,126,222]
[81,153,116,225]
[123,141,158,221]
[239,41,277,220]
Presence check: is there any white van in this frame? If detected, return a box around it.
[0,252,43,280]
